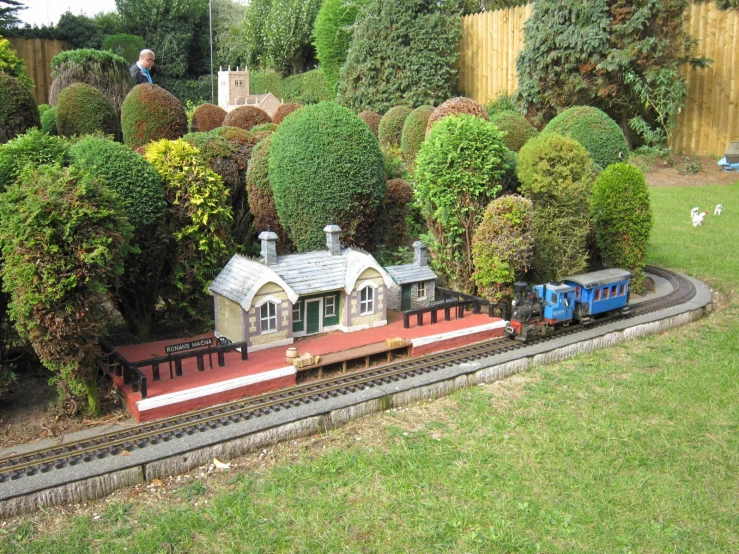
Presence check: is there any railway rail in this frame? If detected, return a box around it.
[0,266,698,492]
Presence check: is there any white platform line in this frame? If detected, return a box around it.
[410,321,507,348]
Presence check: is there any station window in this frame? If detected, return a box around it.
[417,281,426,299]
[595,289,601,301]
[292,302,301,323]
[325,296,336,317]
[260,302,277,332]
[360,286,374,314]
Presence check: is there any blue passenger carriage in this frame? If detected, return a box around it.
[564,268,632,321]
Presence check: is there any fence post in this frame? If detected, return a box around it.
[197,354,205,372]
[152,363,160,381]
[175,358,183,377]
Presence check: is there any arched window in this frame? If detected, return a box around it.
[360,286,374,314]
[260,301,277,332]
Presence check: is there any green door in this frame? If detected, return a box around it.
[306,300,321,334]
[401,284,412,311]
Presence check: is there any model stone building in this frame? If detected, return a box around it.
[385,241,438,311]
[217,66,282,118]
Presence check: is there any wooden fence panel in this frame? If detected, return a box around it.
[7,38,70,106]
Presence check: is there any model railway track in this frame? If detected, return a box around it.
[0,267,695,485]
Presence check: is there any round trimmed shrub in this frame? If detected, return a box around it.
[272,103,301,124]
[121,84,188,149]
[0,74,40,144]
[55,83,121,139]
[378,106,411,147]
[400,105,433,167]
[222,106,271,131]
[490,111,538,152]
[246,134,294,253]
[472,194,534,303]
[38,104,52,117]
[591,162,653,291]
[102,33,145,65]
[269,102,386,251]
[426,97,488,135]
[358,110,381,137]
[69,136,166,228]
[40,107,58,136]
[542,106,628,169]
[0,129,70,191]
[191,103,227,133]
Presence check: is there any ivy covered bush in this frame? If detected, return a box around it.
[517,133,595,281]
[338,0,462,113]
[472,195,534,303]
[0,129,70,190]
[426,97,488,135]
[0,165,134,415]
[191,103,227,132]
[591,163,653,291]
[378,106,412,147]
[401,105,434,167]
[223,106,272,131]
[415,115,511,293]
[41,107,58,135]
[121,84,188,149]
[358,110,381,137]
[490,111,537,152]
[541,106,628,169]
[269,102,386,251]
[0,74,40,144]
[272,103,301,124]
[55,82,121,139]
[144,139,233,318]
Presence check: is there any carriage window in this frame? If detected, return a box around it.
[594,289,601,301]
[603,288,610,299]
[611,285,618,296]
[575,286,581,299]
[550,292,557,303]
[620,284,626,295]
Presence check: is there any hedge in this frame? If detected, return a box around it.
[0,74,40,144]
[121,84,188,149]
[400,105,434,167]
[378,106,411,147]
[55,82,121,139]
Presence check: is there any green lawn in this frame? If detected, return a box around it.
[2,182,738,553]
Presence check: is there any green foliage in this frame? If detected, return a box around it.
[490,111,537,153]
[55,83,121,139]
[0,165,133,415]
[40,107,57,135]
[338,0,462,113]
[378,106,412,147]
[272,103,301,124]
[144,139,233,318]
[102,33,145,64]
[484,90,518,116]
[426,96,489,134]
[375,178,414,259]
[54,11,123,49]
[0,73,39,144]
[541,106,628,169]
[0,36,32,88]
[625,68,687,149]
[49,48,134,114]
[591,163,653,291]
[249,69,285,96]
[156,75,214,106]
[0,129,70,190]
[313,0,364,95]
[472,194,534,303]
[212,0,249,70]
[400,105,433,167]
[121,84,188,149]
[252,122,278,134]
[242,0,273,68]
[223,106,271,131]
[269,102,386,251]
[456,0,529,15]
[382,145,409,181]
[517,133,595,281]
[415,115,511,293]
[37,104,51,116]
[281,68,332,104]
[264,0,322,75]
[0,0,24,28]
[358,110,381,137]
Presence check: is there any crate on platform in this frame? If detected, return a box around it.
[292,353,319,369]
[385,337,406,348]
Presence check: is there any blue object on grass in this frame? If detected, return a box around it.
[717,156,739,170]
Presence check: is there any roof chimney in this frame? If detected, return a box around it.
[413,240,428,266]
[324,223,341,255]
[259,228,278,265]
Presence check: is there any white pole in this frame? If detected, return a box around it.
[209,0,214,104]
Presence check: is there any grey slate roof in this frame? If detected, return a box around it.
[565,268,633,288]
[385,264,438,285]
[208,255,266,304]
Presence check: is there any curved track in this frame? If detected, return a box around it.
[0,266,696,485]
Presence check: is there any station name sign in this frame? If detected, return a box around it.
[429,297,460,307]
[165,337,214,355]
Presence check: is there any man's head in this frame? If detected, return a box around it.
[139,49,156,70]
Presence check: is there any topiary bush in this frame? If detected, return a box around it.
[0,37,32,88]
[0,74,40,144]
[490,111,538,152]
[102,33,145,65]
[269,102,386,251]
[37,104,52,117]
[400,105,433,167]
[426,97,489,135]
[144,139,234,319]
[415,115,512,293]
[358,110,381,137]
[40,107,58,135]
[281,68,333,104]
[49,49,134,114]
[222,106,271,131]
[251,122,278,134]
[246,134,294,253]
[272,103,301,124]
[472,194,534,303]
[541,106,628,169]
[55,82,121,139]
[121,84,188,149]
[517,132,596,281]
[378,106,412,147]
[191,103,227,132]
[590,162,653,291]
[0,129,70,190]
[375,178,414,258]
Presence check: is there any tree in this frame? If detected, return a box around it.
[0,0,25,29]
[264,0,322,75]
[0,36,32,88]
[313,0,365,95]
[212,0,248,69]
[55,12,123,50]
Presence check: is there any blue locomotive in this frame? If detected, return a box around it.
[504,269,632,342]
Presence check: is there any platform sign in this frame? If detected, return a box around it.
[165,337,214,355]
[429,297,460,307]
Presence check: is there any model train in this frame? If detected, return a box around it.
[504,268,632,342]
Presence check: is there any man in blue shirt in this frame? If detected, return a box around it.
[130,50,156,84]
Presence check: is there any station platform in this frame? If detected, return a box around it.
[112,309,506,421]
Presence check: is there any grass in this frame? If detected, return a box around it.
[2,181,738,553]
